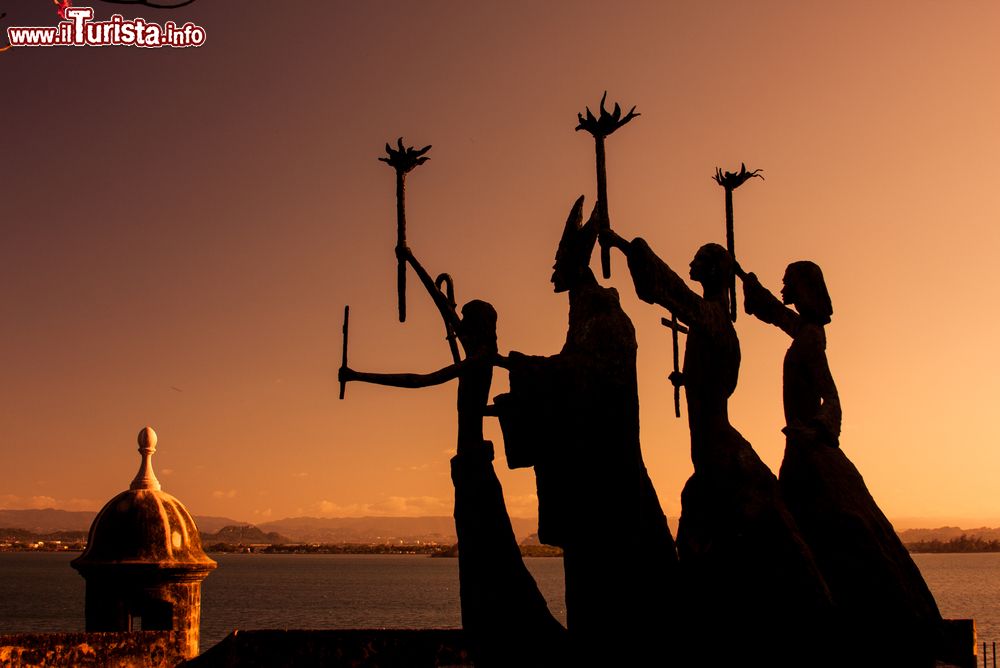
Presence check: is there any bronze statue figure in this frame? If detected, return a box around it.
[342,146,566,665]
[742,261,942,665]
[494,196,677,665]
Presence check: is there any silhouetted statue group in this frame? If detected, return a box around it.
[340,95,942,667]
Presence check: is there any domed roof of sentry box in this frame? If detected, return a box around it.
[72,427,216,573]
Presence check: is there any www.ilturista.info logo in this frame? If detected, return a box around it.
[2,4,206,52]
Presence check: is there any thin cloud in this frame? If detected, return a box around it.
[0,494,98,511]
[316,500,368,516]
[315,496,450,517]
[392,464,430,472]
[0,494,56,509]
[370,495,449,515]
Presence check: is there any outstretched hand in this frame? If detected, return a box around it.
[740,271,762,316]
[501,350,531,372]
[599,228,629,253]
[395,244,413,263]
[338,366,357,384]
[782,423,817,442]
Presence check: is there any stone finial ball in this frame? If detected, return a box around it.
[138,426,158,451]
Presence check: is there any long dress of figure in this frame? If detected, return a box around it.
[620,239,834,664]
[449,344,569,667]
[743,274,941,665]
[497,268,677,665]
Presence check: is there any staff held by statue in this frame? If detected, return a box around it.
[339,305,350,400]
[434,272,461,364]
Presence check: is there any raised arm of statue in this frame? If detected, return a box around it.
[742,272,800,338]
[397,244,462,335]
[618,236,703,326]
[339,362,463,390]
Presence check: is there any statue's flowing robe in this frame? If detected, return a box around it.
[450,355,566,667]
[498,276,677,663]
[745,275,941,664]
[623,239,834,665]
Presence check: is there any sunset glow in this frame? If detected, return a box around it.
[2,2,999,531]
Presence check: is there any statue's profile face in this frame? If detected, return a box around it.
[689,256,705,282]
[780,262,832,324]
[689,243,731,290]
[551,262,572,293]
[689,247,714,283]
[780,269,796,306]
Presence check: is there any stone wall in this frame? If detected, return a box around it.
[182,629,472,667]
[0,631,185,667]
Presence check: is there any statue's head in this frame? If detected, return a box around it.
[782,261,832,324]
[689,243,733,293]
[458,299,498,355]
[552,195,598,293]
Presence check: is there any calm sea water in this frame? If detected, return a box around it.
[0,552,996,651]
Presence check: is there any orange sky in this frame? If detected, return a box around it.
[3,2,999,529]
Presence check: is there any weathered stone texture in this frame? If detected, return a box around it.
[0,631,181,668]
[182,629,473,668]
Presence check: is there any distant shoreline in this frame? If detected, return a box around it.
[3,539,997,556]
[6,517,1000,556]
[905,536,1000,554]
[0,539,563,558]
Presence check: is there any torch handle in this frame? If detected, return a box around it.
[397,260,406,323]
[725,188,737,322]
[600,227,612,279]
[339,305,350,400]
[595,137,611,279]
[396,172,407,323]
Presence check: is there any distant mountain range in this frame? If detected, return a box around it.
[202,525,292,545]
[8,507,997,547]
[0,509,245,535]
[0,509,98,534]
[0,509,537,544]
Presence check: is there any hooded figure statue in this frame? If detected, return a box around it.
[494,196,678,665]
